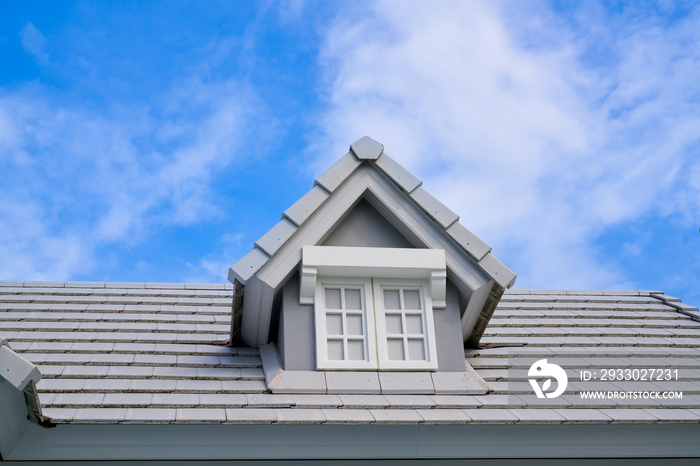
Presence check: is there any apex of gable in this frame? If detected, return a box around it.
[350,136,384,160]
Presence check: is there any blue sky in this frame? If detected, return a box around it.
[1,1,699,306]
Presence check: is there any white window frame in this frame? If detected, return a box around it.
[304,245,446,372]
[314,277,378,370]
[373,278,439,371]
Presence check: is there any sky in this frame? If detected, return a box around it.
[1,1,699,307]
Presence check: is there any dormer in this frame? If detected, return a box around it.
[228,136,516,394]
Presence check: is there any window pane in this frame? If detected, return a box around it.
[383,289,401,309]
[405,315,423,334]
[385,314,402,334]
[325,288,342,309]
[326,314,342,335]
[346,314,363,335]
[347,340,364,360]
[387,338,405,360]
[345,289,362,310]
[403,290,421,310]
[408,339,426,361]
[327,340,344,360]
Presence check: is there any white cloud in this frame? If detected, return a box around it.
[20,23,49,64]
[315,0,700,290]
[185,232,247,283]
[0,75,259,280]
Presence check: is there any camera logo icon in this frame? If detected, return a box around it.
[528,359,568,399]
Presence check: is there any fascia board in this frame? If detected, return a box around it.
[258,166,489,292]
[247,165,492,347]
[7,423,700,461]
[359,170,490,291]
[282,185,330,227]
[409,186,460,229]
[254,218,298,257]
[314,151,362,193]
[228,248,270,284]
[256,168,376,287]
[0,345,41,391]
[478,253,517,289]
[446,222,492,262]
[373,152,422,194]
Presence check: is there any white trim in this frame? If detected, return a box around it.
[244,165,492,347]
[301,245,447,308]
[299,266,317,305]
[373,279,438,371]
[314,277,377,371]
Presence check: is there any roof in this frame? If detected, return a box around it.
[227,137,517,348]
[230,137,512,287]
[2,281,699,426]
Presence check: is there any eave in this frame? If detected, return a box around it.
[4,423,700,462]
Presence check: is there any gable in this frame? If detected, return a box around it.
[321,199,414,249]
[229,137,517,350]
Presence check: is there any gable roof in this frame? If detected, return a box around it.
[228,136,516,348]
[1,282,700,461]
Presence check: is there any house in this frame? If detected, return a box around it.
[1,136,699,464]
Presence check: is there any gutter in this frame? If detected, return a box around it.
[3,423,700,462]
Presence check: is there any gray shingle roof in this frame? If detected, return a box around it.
[1,282,699,425]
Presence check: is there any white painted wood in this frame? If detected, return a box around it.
[0,345,41,390]
[430,270,447,308]
[478,253,517,289]
[254,218,297,256]
[259,166,488,292]
[302,246,447,308]
[373,279,438,371]
[303,245,445,276]
[350,136,384,160]
[250,165,492,347]
[299,266,317,305]
[314,151,362,193]
[228,248,269,284]
[282,185,330,227]
[446,222,492,261]
[314,278,377,371]
[374,152,422,193]
[409,186,459,229]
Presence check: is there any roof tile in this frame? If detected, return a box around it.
[409,186,459,229]
[373,152,422,193]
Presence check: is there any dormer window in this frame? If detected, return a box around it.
[374,279,437,370]
[316,277,376,370]
[228,136,515,394]
[303,246,444,371]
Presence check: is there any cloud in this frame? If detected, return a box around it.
[20,23,49,64]
[314,0,700,290]
[0,75,259,281]
[185,232,247,282]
